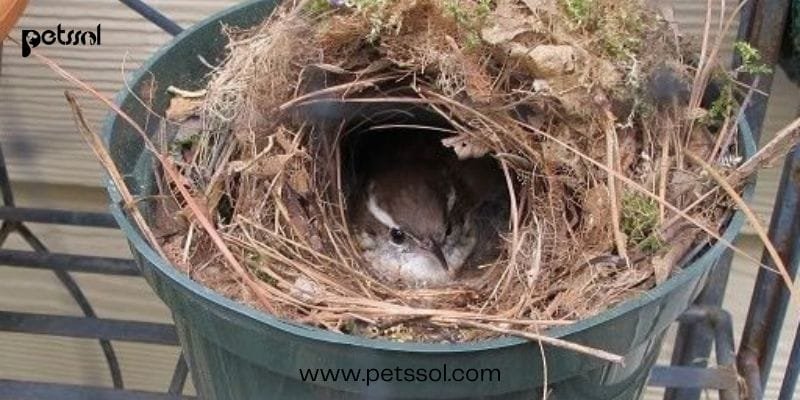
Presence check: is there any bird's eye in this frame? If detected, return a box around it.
[390,228,406,244]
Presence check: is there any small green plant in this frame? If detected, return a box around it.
[445,0,492,48]
[621,192,665,253]
[346,0,390,42]
[704,77,735,124]
[445,0,469,25]
[465,31,482,49]
[602,31,641,59]
[305,0,331,15]
[563,0,592,24]
[734,41,772,75]
[244,252,278,286]
[599,4,645,60]
[170,133,199,155]
[475,0,492,19]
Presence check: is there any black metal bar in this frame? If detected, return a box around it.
[666,306,741,400]
[665,250,734,400]
[731,4,796,396]
[0,380,194,400]
[0,248,139,276]
[0,145,16,207]
[0,311,179,345]
[0,138,127,388]
[167,354,189,395]
[118,0,183,36]
[739,351,764,400]
[649,366,739,390]
[666,4,793,398]
[709,308,739,400]
[737,129,800,398]
[12,223,125,388]
[0,221,15,248]
[0,206,117,228]
[1,2,185,395]
[734,0,793,144]
[778,321,800,400]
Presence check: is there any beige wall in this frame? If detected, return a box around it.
[0,0,240,186]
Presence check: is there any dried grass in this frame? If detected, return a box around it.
[21,0,800,362]
[150,0,756,349]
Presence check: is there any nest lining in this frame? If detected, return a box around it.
[154,0,745,343]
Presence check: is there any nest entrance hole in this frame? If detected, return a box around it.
[321,102,511,280]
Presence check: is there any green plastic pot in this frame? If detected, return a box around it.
[102,1,755,398]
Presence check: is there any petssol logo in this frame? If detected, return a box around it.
[21,24,101,57]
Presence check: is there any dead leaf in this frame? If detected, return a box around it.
[686,127,716,160]
[687,107,708,121]
[511,44,577,77]
[480,0,537,46]
[481,24,532,46]
[290,276,322,303]
[442,135,490,159]
[289,168,311,195]
[669,169,702,202]
[651,257,671,285]
[253,154,294,177]
[166,96,203,122]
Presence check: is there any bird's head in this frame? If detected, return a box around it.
[354,166,457,286]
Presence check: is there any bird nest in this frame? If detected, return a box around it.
[151,0,754,345]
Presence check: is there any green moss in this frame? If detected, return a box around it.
[561,0,644,60]
[445,0,492,47]
[254,269,278,286]
[600,6,645,60]
[734,41,772,75]
[169,133,199,156]
[245,252,279,286]
[704,76,734,125]
[475,0,492,19]
[346,0,390,42]
[563,0,592,24]
[305,0,331,15]
[445,0,467,24]
[621,192,666,253]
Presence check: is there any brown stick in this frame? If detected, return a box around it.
[19,41,280,314]
[733,115,800,182]
[64,92,166,260]
[658,132,671,222]
[686,151,799,307]
[435,319,624,365]
[665,114,800,229]
[511,119,767,269]
[605,123,629,263]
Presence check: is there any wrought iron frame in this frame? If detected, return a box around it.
[0,0,797,398]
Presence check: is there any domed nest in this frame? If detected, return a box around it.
[153,0,752,344]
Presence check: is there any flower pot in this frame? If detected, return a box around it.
[103,1,755,398]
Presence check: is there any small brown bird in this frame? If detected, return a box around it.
[346,130,507,287]
[352,161,475,286]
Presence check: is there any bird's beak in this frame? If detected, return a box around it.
[430,244,449,271]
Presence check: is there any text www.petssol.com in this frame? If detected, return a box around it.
[298,365,501,386]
